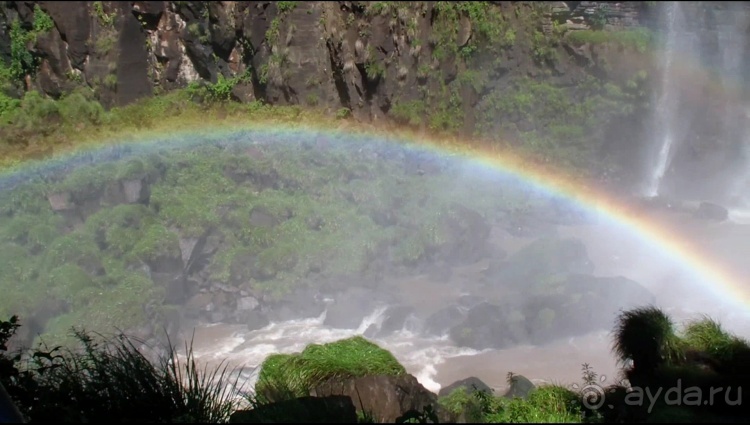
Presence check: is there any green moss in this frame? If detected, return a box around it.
[475,75,646,173]
[53,166,115,196]
[130,223,181,263]
[255,336,406,401]
[41,270,161,348]
[46,264,97,307]
[42,232,100,271]
[390,100,426,127]
[566,28,654,53]
[84,204,156,257]
[149,150,235,237]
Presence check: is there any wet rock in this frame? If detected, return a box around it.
[238,310,270,331]
[41,2,90,70]
[375,305,416,337]
[48,192,73,211]
[249,206,281,227]
[694,201,729,222]
[450,302,529,350]
[503,374,535,399]
[434,203,492,265]
[101,179,150,206]
[266,288,327,322]
[123,179,149,203]
[185,293,214,318]
[115,5,153,106]
[151,272,186,305]
[484,237,594,291]
[424,306,466,337]
[323,287,390,329]
[311,374,440,424]
[438,376,493,397]
[229,395,358,423]
[551,274,655,333]
[236,296,259,312]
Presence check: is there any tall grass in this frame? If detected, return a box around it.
[682,316,750,369]
[3,327,245,423]
[494,385,583,423]
[612,306,686,373]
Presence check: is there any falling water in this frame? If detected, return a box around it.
[718,4,750,223]
[644,1,688,198]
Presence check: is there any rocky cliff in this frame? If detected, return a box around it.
[1,1,749,194]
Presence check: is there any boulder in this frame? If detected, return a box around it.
[375,305,417,337]
[438,376,493,397]
[229,395,357,423]
[323,287,391,329]
[311,374,440,424]
[503,374,535,399]
[449,302,529,350]
[694,201,728,222]
[434,203,492,265]
[484,237,594,291]
[265,288,327,323]
[47,192,73,211]
[424,306,466,337]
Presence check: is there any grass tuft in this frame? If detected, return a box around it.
[255,336,406,402]
[3,324,245,423]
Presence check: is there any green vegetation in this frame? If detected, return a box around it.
[3,303,750,423]
[431,2,508,61]
[92,1,117,27]
[255,336,406,402]
[608,307,750,422]
[566,28,654,53]
[0,114,541,346]
[2,6,55,81]
[475,73,649,172]
[0,318,244,422]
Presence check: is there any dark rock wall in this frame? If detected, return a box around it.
[2,1,749,194]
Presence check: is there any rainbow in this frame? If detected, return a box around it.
[1,122,749,316]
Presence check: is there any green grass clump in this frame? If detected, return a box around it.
[612,305,687,373]
[255,336,406,402]
[437,387,486,423]
[493,385,584,423]
[681,316,750,365]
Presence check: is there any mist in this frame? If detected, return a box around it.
[2,1,750,402]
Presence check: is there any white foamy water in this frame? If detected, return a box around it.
[180,307,487,395]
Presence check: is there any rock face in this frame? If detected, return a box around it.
[310,374,440,423]
[503,374,535,400]
[447,272,655,350]
[438,376,493,397]
[2,2,746,189]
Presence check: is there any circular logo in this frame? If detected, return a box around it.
[580,384,606,410]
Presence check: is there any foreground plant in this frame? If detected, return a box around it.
[1,316,245,423]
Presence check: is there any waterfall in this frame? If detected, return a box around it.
[644,1,689,198]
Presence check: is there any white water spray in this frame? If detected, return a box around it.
[645,1,689,197]
[180,306,489,396]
